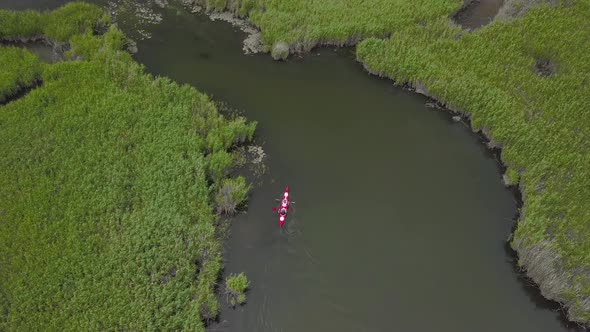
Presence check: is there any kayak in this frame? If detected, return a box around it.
[277,187,290,227]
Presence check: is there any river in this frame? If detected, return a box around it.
[0,1,584,331]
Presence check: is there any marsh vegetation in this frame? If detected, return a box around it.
[0,3,255,330]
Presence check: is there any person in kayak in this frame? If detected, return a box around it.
[279,208,287,216]
[281,199,288,207]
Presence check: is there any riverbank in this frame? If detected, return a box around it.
[357,1,590,324]
[0,3,255,330]
[184,0,590,326]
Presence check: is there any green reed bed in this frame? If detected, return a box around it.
[197,0,461,58]
[0,2,109,41]
[0,47,41,103]
[0,3,254,330]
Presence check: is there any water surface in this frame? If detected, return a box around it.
[454,0,505,29]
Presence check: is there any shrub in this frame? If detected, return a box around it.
[225,273,250,306]
[207,150,234,180]
[505,168,520,186]
[215,176,250,215]
[271,41,289,60]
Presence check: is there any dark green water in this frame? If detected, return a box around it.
[453,0,505,30]
[0,2,583,331]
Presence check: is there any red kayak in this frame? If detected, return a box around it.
[276,187,290,227]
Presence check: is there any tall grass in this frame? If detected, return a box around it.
[0,47,41,103]
[0,4,254,331]
[195,0,461,57]
[0,2,109,41]
[225,272,250,306]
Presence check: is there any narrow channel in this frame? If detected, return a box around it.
[132,7,581,332]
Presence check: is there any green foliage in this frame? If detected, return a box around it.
[271,41,289,60]
[66,26,127,60]
[215,176,250,215]
[0,11,43,37]
[0,47,42,103]
[505,168,520,186]
[205,115,256,153]
[0,2,109,41]
[192,0,461,57]
[42,2,110,41]
[357,0,590,319]
[207,150,235,180]
[205,0,230,12]
[0,4,254,331]
[225,273,249,306]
